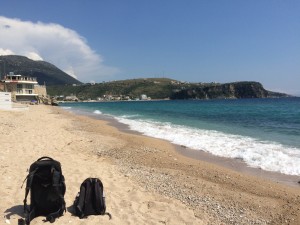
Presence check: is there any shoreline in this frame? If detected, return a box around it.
[58,106,300,224]
[65,106,300,188]
[2,105,300,224]
[175,145,300,187]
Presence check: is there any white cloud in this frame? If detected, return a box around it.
[0,48,15,55]
[26,52,43,61]
[0,16,119,82]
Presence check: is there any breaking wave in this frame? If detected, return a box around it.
[115,116,300,176]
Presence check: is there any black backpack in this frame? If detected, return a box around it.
[21,157,66,224]
[73,178,111,219]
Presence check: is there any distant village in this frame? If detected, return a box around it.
[0,72,162,109]
[0,72,159,110]
[56,79,217,102]
[2,70,279,106]
[58,93,152,102]
[55,79,217,102]
[0,71,226,110]
[0,55,289,109]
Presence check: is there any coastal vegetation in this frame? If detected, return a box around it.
[47,78,289,101]
[0,55,289,100]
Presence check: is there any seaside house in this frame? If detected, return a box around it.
[140,94,151,100]
[64,95,78,101]
[0,72,47,103]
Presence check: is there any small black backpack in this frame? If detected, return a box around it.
[21,157,66,224]
[73,178,111,219]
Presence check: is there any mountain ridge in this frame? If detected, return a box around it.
[0,55,81,85]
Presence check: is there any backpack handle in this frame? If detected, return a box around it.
[37,156,54,161]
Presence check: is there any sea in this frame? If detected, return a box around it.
[60,98,300,176]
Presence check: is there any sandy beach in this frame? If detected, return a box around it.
[1,105,300,225]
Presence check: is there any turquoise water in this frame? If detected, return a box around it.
[61,98,300,175]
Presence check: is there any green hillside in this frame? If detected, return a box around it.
[47,78,290,100]
[47,78,176,100]
[0,55,81,85]
[0,55,289,100]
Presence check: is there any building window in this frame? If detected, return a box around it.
[25,90,33,94]
[17,84,22,89]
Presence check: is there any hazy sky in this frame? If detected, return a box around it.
[0,1,299,95]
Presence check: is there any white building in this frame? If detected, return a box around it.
[0,73,46,102]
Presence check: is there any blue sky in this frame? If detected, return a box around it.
[0,0,299,95]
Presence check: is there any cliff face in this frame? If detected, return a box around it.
[170,82,286,99]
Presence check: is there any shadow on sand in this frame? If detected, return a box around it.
[4,205,24,219]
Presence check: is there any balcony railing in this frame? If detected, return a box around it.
[3,76,37,82]
[16,89,37,95]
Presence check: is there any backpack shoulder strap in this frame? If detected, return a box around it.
[52,167,65,194]
[94,179,112,220]
[25,206,36,225]
[20,167,38,225]
[22,168,38,212]
[76,182,87,218]
[45,208,64,223]
[52,167,66,211]
[84,179,92,207]
[94,179,103,214]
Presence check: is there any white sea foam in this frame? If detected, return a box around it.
[61,106,72,109]
[93,110,102,114]
[116,116,300,176]
[121,114,140,118]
